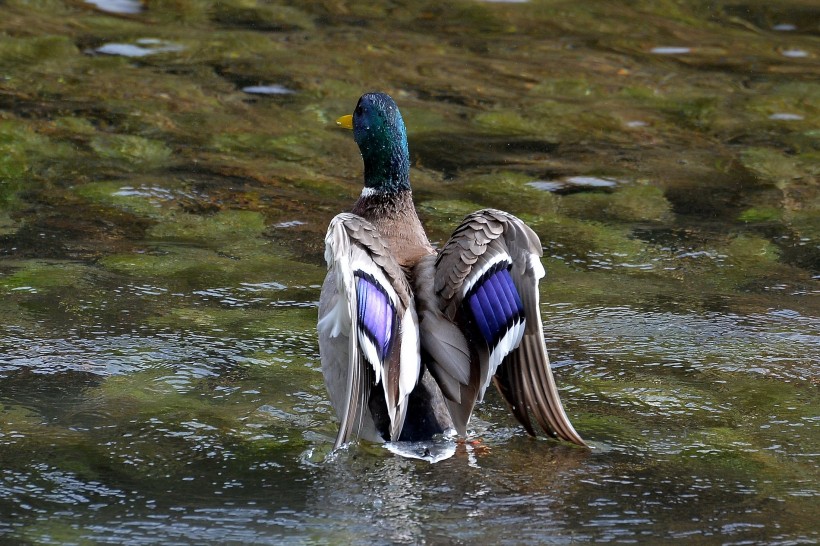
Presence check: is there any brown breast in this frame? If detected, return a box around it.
[351,190,435,269]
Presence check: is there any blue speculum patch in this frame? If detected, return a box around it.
[466,264,525,346]
[355,272,395,360]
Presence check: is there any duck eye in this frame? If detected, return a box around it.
[355,105,364,116]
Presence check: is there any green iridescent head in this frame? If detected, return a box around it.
[337,92,410,193]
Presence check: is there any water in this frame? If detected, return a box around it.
[0,0,818,544]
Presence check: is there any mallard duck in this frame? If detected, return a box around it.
[318,92,586,449]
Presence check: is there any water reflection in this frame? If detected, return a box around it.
[95,39,184,58]
[527,175,620,193]
[241,85,297,95]
[779,48,809,58]
[84,0,141,14]
[768,112,804,121]
[306,444,588,544]
[650,46,692,55]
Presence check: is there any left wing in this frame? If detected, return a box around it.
[318,213,420,448]
[431,209,585,445]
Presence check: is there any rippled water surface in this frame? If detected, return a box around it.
[0,0,818,544]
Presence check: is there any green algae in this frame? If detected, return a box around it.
[473,110,539,136]
[211,1,315,31]
[530,78,599,100]
[788,208,820,242]
[459,171,560,216]
[74,180,170,217]
[147,209,265,243]
[725,234,780,265]
[211,132,318,162]
[90,134,173,169]
[0,34,78,70]
[738,206,781,223]
[0,118,78,204]
[0,404,48,435]
[0,1,818,544]
[661,96,721,130]
[560,183,673,223]
[100,242,322,290]
[53,116,97,135]
[0,210,17,235]
[148,305,318,338]
[744,81,820,126]
[533,213,645,260]
[100,246,238,283]
[0,260,90,293]
[740,147,805,186]
[79,343,323,462]
[19,521,95,546]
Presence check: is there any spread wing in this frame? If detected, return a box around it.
[318,213,420,448]
[430,209,585,445]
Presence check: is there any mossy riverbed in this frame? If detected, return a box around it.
[0,1,817,544]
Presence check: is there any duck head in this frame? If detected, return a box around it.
[337,92,410,194]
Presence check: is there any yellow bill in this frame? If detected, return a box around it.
[336,114,353,129]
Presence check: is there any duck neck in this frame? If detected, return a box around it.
[352,189,433,267]
[360,136,410,193]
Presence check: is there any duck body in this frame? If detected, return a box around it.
[318,92,585,448]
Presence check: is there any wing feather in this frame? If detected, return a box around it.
[431,209,586,445]
[318,213,421,448]
[413,255,473,433]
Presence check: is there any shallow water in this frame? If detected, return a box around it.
[0,0,818,544]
